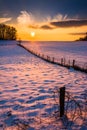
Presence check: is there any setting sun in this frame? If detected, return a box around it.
[30,32,35,37]
[0,0,87,129]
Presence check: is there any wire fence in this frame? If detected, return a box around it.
[0,87,87,130]
[54,87,87,129]
[18,43,87,73]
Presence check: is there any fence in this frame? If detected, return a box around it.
[53,86,87,129]
[0,84,86,129]
[17,43,87,73]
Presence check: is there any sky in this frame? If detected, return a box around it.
[0,0,87,41]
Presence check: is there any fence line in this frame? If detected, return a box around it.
[17,43,87,73]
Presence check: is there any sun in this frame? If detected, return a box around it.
[30,32,35,37]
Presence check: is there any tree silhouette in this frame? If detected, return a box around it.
[76,32,87,41]
[0,24,17,40]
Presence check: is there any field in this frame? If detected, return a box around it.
[0,41,87,130]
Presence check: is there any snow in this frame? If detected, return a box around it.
[0,40,87,130]
[22,41,87,68]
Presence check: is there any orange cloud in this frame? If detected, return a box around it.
[0,17,12,23]
[17,11,35,26]
[15,11,87,41]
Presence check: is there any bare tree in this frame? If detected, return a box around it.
[0,24,17,40]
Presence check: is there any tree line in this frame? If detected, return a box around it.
[76,32,87,41]
[0,24,17,40]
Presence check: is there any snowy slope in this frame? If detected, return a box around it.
[22,41,87,67]
[0,41,87,130]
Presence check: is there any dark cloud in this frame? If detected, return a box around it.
[50,19,87,28]
[40,25,53,30]
[28,25,39,29]
[39,19,87,30]
[69,32,87,35]
[28,24,54,30]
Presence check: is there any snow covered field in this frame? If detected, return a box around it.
[22,41,87,68]
[0,41,87,130]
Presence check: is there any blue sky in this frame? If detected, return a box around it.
[0,0,87,19]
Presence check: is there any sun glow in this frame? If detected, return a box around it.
[30,32,35,37]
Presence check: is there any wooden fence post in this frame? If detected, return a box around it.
[59,87,65,117]
[49,56,50,61]
[42,54,44,58]
[47,56,48,60]
[61,58,63,65]
[68,60,70,67]
[53,57,54,63]
[73,60,75,67]
[64,58,66,65]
